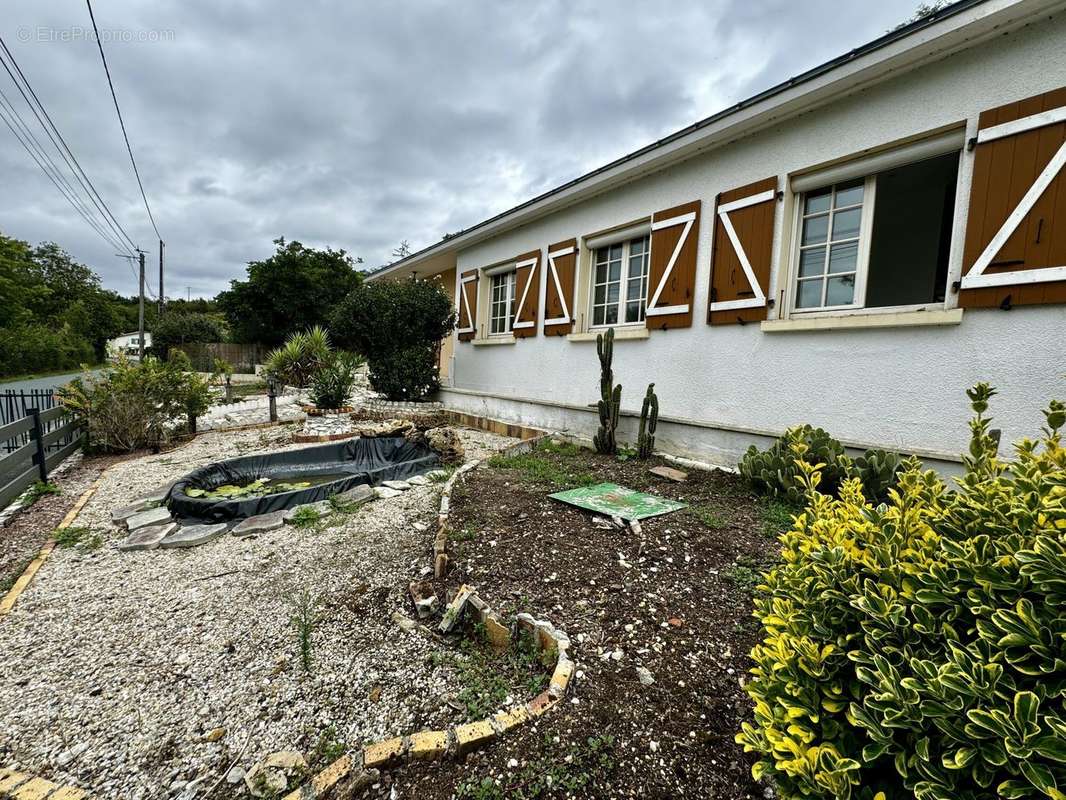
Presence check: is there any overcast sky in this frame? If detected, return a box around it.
[1,0,923,298]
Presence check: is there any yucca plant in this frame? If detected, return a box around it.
[737,385,1066,800]
[263,326,333,388]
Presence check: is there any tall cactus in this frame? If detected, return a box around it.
[637,383,658,459]
[593,328,621,455]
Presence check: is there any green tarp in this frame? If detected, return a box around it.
[549,482,686,521]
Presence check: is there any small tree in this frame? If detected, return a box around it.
[329,280,455,401]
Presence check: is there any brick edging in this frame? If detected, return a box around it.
[0,476,102,619]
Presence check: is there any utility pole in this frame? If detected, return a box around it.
[158,239,165,315]
[138,250,146,360]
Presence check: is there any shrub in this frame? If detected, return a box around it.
[736,384,1066,800]
[0,323,94,377]
[740,426,904,504]
[150,312,225,359]
[308,352,363,410]
[263,326,332,389]
[329,279,455,400]
[57,355,214,452]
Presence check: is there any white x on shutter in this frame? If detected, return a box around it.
[961,104,1066,290]
[544,245,574,325]
[709,188,775,312]
[511,255,539,330]
[457,273,477,334]
[646,211,696,317]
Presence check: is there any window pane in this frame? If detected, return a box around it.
[825,274,855,306]
[828,241,858,274]
[594,262,608,284]
[628,252,645,279]
[594,285,606,306]
[629,237,645,255]
[595,248,608,265]
[835,181,864,207]
[604,305,618,325]
[609,260,621,282]
[798,247,825,277]
[593,306,605,326]
[607,283,620,304]
[805,189,831,215]
[625,300,642,323]
[796,279,823,308]
[832,207,862,240]
[609,244,623,261]
[802,214,829,245]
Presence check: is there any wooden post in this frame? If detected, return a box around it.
[267,377,278,423]
[28,407,47,483]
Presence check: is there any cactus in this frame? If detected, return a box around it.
[637,383,658,459]
[593,328,621,455]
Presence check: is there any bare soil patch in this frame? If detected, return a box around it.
[394,441,789,800]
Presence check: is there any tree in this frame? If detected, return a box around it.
[217,237,363,346]
[329,279,455,400]
[151,312,226,358]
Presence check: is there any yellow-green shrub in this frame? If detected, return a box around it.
[737,384,1066,800]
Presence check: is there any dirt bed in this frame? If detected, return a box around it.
[393,441,787,800]
[0,424,516,799]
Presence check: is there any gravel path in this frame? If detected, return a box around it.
[0,424,516,798]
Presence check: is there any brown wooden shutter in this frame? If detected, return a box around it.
[542,238,577,336]
[707,177,778,325]
[511,249,541,338]
[647,200,701,329]
[960,86,1066,309]
[456,269,478,342]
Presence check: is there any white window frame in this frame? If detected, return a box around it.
[488,269,516,336]
[588,235,650,329]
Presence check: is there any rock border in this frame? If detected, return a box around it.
[0,767,93,800]
[0,476,102,619]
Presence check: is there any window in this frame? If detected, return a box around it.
[591,235,649,326]
[489,270,516,335]
[791,151,959,313]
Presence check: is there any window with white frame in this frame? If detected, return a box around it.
[590,235,649,327]
[791,151,959,313]
[489,270,516,335]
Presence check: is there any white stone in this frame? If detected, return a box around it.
[125,506,172,531]
[118,522,176,551]
[381,479,411,491]
[160,523,228,549]
[407,475,430,486]
[636,666,655,686]
[374,486,402,499]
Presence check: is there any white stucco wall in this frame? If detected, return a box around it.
[444,13,1066,468]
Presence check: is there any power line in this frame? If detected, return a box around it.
[0,88,132,256]
[0,35,140,254]
[85,0,162,242]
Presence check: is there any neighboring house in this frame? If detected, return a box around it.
[107,331,151,359]
[369,0,1066,474]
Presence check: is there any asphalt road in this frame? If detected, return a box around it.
[0,369,102,394]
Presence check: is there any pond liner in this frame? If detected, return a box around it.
[167,436,439,523]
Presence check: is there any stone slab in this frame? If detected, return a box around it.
[333,484,375,505]
[282,501,332,523]
[374,486,402,499]
[232,511,285,537]
[381,479,411,491]
[407,474,430,486]
[649,465,688,483]
[111,499,152,525]
[126,506,173,532]
[118,522,177,552]
[160,523,228,549]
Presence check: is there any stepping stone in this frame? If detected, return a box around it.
[118,522,177,551]
[282,501,332,523]
[407,475,430,486]
[649,465,688,483]
[160,523,228,549]
[374,486,402,499]
[126,506,172,532]
[381,479,411,491]
[112,499,153,525]
[139,481,176,505]
[333,484,375,505]
[232,511,285,537]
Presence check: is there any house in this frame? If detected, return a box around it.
[107,331,151,359]
[369,0,1066,474]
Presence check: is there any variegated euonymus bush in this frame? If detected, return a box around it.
[737,384,1066,800]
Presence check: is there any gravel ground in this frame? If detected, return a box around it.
[0,423,515,799]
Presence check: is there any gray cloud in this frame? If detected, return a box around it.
[2,0,920,297]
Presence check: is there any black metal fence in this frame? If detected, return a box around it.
[0,404,85,510]
[0,389,77,455]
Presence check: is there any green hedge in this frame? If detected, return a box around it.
[737,385,1066,800]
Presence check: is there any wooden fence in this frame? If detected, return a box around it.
[177,342,265,374]
[0,406,85,511]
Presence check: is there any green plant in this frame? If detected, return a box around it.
[308,352,364,410]
[487,450,595,488]
[308,725,347,768]
[638,382,658,459]
[757,495,800,539]
[185,478,311,500]
[852,448,906,503]
[263,326,333,389]
[289,505,324,530]
[593,328,620,456]
[739,425,853,503]
[736,384,1066,800]
[150,312,225,359]
[0,557,32,595]
[54,525,102,550]
[615,444,637,462]
[329,279,456,401]
[290,589,318,673]
[723,555,763,594]
[690,504,729,529]
[22,480,60,507]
